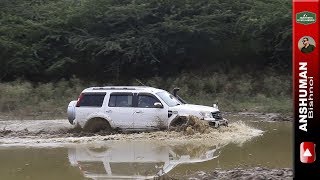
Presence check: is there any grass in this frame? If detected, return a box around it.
[0,71,292,120]
[142,71,292,114]
[0,78,85,119]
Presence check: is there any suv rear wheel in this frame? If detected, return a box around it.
[83,118,112,133]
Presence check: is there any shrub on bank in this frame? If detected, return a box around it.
[0,72,291,120]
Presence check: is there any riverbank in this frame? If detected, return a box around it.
[0,71,291,120]
[0,112,293,123]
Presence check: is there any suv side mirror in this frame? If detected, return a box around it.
[154,102,163,108]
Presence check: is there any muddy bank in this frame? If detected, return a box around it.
[0,112,290,137]
[181,167,293,180]
[0,119,262,147]
[0,119,72,134]
[0,112,292,122]
[226,112,292,122]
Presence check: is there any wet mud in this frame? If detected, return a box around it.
[235,112,292,122]
[0,118,262,147]
[182,167,293,180]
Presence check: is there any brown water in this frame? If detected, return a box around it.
[0,117,292,180]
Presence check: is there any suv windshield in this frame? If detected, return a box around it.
[156,91,182,107]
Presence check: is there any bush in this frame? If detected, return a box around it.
[0,69,291,120]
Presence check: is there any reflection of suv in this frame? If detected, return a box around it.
[68,142,222,179]
[67,86,228,132]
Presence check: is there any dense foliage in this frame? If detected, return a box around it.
[0,72,291,119]
[0,0,291,82]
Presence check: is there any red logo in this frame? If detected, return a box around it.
[300,142,316,163]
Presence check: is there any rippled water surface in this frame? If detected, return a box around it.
[0,116,292,180]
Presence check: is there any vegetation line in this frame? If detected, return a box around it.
[0,71,291,120]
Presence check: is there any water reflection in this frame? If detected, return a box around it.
[0,121,292,180]
[68,142,222,179]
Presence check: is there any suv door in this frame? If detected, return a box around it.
[133,93,168,129]
[107,92,134,129]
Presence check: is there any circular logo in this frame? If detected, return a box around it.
[298,36,316,54]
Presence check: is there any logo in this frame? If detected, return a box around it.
[296,11,316,25]
[300,142,316,163]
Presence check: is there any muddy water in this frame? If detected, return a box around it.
[0,115,292,180]
[170,121,292,178]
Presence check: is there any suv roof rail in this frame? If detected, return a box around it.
[91,87,137,90]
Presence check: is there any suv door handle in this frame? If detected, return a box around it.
[135,110,143,113]
[106,110,112,113]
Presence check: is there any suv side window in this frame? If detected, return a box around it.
[77,93,106,107]
[138,94,161,108]
[109,93,133,107]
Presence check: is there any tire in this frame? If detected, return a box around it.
[67,101,77,124]
[83,118,112,133]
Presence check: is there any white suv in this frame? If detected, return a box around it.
[67,86,228,132]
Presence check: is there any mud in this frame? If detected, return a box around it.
[0,119,72,133]
[227,112,292,122]
[170,116,216,135]
[0,119,262,147]
[182,167,293,180]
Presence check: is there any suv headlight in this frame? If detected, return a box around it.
[199,111,212,118]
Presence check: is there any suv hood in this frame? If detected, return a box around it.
[170,104,219,112]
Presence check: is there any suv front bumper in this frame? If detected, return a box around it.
[204,118,228,128]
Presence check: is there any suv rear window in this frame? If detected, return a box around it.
[77,93,106,107]
[109,94,133,107]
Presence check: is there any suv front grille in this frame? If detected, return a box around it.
[212,111,222,120]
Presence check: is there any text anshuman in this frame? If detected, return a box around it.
[298,62,314,132]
